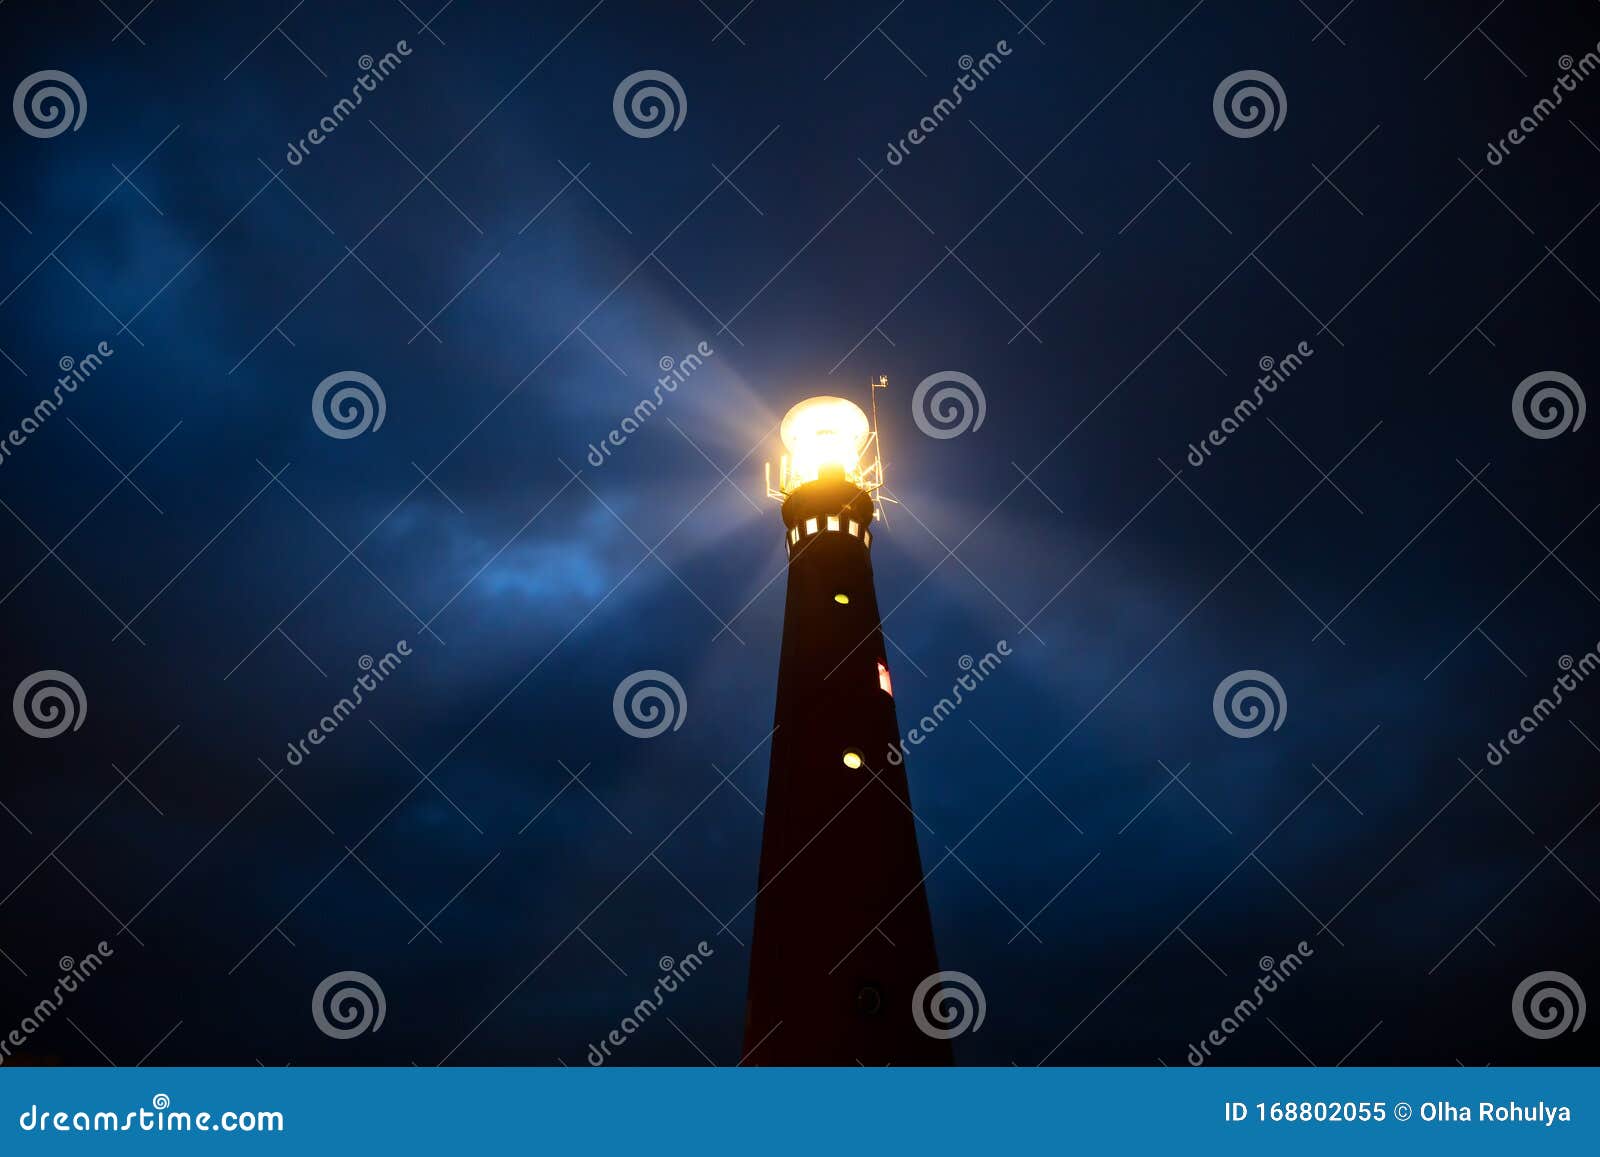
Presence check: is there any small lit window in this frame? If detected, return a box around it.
[833,592,850,605]
[877,660,893,697]
[862,530,872,548]
[805,517,818,535]
[827,515,840,532]
[842,749,863,769]
[789,526,800,545]
[848,519,859,537]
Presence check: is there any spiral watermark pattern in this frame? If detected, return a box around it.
[312,970,386,1039]
[13,70,86,138]
[613,70,686,138]
[912,970,986,1040]
[912,371,986,439]
[612,669,686,739]
[1512,370,1585,439]
[151,1093,171,1111]
[13,669,86,738]
[312,371,386,439]
[1512,970,1585,1039]
[1213,70,1286,139]
[1212,669,1286,738]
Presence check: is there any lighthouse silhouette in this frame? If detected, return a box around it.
[742,383,952,1065]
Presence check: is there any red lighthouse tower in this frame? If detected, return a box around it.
[743,383,952,1065]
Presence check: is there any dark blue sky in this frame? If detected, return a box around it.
[1,0,1596,1065]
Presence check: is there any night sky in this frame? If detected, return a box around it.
[1,0,1597,1066]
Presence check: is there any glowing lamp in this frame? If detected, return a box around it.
[780,396,870,486]
[764,379,890,513]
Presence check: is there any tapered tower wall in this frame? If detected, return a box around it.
[742,472,952,1065]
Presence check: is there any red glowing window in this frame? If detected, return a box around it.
[877,660,893,697]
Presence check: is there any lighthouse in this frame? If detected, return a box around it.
[742,382,952,1065]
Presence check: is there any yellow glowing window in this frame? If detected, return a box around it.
[805,517,818,535]
[863,530,872,548]
[877,660,893,697]
[848,519,859,536]
[789,527,800,545]
[842,750,863,769]
[827,515,840,532]
[833,592,850,605]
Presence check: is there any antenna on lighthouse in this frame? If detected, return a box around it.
[867,375,893,526]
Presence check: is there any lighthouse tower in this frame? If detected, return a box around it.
[743,384,951,1066]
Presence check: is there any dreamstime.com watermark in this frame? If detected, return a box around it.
[1186,941,1314,1064]
[612,669,687,739]
[13,70,86,138]
[886,643,1010,766]
[586,942,714,1064]
[0,342,113,471]
[286,42,413,164]
[1212,70,1286,138]
[912,970,986,1040]
[587,341,713,466]
[1,942,114,1064]
[1186,341,1313,467]
[312,370,386,439]
[1511,370,1584,440]
[12,669,87,739]
[885,42,1012,165]
[1483,646,1600,767]
[1486,46,1600,165]
[17,1095,282,1133]
[911,370,986,439]
[613,70,686,138]
[1212,669,1287,739]
[283,643,410,767]
[312,970,386,1039]
[1512,970,1585,1039]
